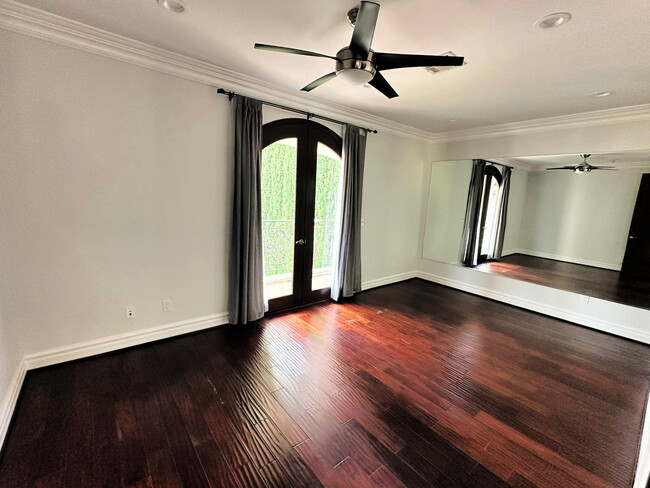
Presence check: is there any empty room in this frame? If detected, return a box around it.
[1,1,650,487]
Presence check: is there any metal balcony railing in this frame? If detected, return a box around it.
[262,219,336,276]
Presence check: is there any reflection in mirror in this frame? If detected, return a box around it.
[422,150,650,310]
[422,160,472,264]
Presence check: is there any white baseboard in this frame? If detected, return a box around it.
[24,312,229,370]
[0,269,416,450]
[1,270,417,448]
[512,249,622,271]
[501,248,519,257]
[361,271,417,291]
[0,358,27,453]
[0,312,229,452]
[416,270,650,344]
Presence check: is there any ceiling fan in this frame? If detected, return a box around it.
[254,1,464,99]
[546,154,617,173]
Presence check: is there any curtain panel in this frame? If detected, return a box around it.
[228,96,265,324]
[460,159,487,267]
[331,125,367,301]
[492,166,512,260]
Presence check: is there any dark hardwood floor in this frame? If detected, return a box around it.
[476,253,650,310]
[1,279,649,488]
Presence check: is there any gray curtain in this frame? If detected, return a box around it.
[228,96,265,324]
[460,159,487,267]
[492,166,512,260]
[331,125,367,301]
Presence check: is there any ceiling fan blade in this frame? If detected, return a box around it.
[368,72,398,99]
[349,1,380,58]
[301,72,337,92]
[590,166,618,170]
[374,52,464,71]
[546,166,578,170]
[254,43,336,60]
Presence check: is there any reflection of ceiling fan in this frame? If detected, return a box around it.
[546,154,617,173]
[254,1,464,99]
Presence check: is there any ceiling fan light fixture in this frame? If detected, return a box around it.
[337,68,374,86]
[157,0,186,14]
[537,12,571,29]
[335,49,377,86]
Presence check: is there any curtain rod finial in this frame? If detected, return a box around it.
[217,88,235,100]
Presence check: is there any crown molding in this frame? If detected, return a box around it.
[0,0,432,142]
[486,157,535,171]
[2,0,649,146]
[428,103,650,144]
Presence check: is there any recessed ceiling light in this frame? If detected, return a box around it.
[157,0,186,13]
[537,12,571,29]
[590,91,614,98]
[448,118,459,122]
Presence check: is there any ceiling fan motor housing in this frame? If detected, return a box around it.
[335,47,376,85]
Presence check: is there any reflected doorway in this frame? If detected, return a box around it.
[477,165,503,263]
[261,119,343,312]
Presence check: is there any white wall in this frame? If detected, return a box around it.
[0,29,427,443]
[0,29,232,437]
[421,160,472,263]
[502,167,528,255]
[362,131,429,283]
[514,169,642,269]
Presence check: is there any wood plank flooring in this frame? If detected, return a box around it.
[1,279,649,488]
[475,253,650,310]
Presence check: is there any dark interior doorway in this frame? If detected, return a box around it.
[621,173,650,280]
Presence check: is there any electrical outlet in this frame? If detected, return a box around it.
[162,299,172,312]
[125,306,135,318]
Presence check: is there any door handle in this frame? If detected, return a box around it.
[629,236,637,240]
[295,239,306,245]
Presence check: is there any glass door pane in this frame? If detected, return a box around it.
[480,176,502,256]
[311,142,343,291]
[261,138,298,300]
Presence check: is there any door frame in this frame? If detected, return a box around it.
[262,118,342,312]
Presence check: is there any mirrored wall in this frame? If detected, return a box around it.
[422,150,650,310]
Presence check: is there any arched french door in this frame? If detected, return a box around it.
[261,119,343,312]
[477,165,503,263]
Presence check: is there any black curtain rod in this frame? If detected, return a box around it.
[482,159,513,169]
[217,88,378,134]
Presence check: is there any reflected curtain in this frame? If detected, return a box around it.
[492,166,512,260]
[228,96,265,324]
[460,159,487,267]
[331,125,367,301]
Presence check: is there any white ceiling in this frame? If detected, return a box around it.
[13,0,650,133]
[508,150,650,170]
